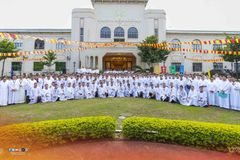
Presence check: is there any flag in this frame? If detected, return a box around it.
[180,65,184,75]
[208,68,211,78]
[170,66,176,75]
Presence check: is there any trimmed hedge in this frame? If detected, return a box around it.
[122,117,240,152]
[0,116,116,148]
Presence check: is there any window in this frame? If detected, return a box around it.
[33,62,44,71]
[234,63,240,72]
[34,39,45,49]
[114,27,124,37]
[100,27,111,38]
[213,44,223,51]
[171,63,181,72]
[128,27,138,39]
[171,39,181,49]
[12,62,22,71]
[14,40,23,49]
[213,63,223,70]
[192,39,202,50]
[56,38,65,50]
[80,28,84,42]
[193,63,202,72]
[55,62,66,72]
[154,28,159,37]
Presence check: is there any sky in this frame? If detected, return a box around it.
[0,0,239,31]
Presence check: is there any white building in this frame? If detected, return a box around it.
[0,0,239,75]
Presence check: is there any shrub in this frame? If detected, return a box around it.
[122,117,240,152]
[0,116,116,149]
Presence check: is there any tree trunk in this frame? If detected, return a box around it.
[1,58,6,77]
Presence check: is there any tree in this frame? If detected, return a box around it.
[42,50,57,72]
[0,39,19,76]
[138,36,170,70]
[222,35,240,79]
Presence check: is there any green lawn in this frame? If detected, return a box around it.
[0,98,239,126]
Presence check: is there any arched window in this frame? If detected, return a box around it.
[14,39,23,49]
[213,39,223,51]
[192,39,202,50]
[100,27,111,38]
[114,27,124,37]
[34,39,45,50]
[128,27,138,39]
[56,38,66,50]
[171,39,181,49]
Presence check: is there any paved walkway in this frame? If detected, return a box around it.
[6,140,240,160]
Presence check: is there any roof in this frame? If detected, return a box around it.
[0,29,71,33]
[167,30,240,35]
[91,0,148,4]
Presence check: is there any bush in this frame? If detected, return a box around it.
[0,116,116,148]
[122,117,240,152]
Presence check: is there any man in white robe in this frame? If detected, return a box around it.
[117,83,125,98]
[197,86,208,107]
[124,84,132,97]
[51,83,59,102]
[169,82,177,103]
[98,84,107,98]
[218,77,231,109]
[230,78,240,111]
[17,76,28,104]
[155,84,161,101]
[186,86,198,106]
[29,82,41,104]
[0,77,9,106]
[177,85,188,105]
[58,84,67,101]
[160,83,169,101]
[66,83,74,100]
[143,84,150,99]
[207,78,217,106]
[41,84,52,103]
[8,76,20,105]
[107,82,116,98]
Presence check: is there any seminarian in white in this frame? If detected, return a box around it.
[0,0,240,75]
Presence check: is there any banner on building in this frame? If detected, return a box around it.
[169,66,176,75]
[180,65,184,75]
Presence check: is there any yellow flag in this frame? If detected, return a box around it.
[208,68,211,78]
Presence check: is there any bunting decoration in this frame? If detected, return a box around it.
[185,57,224,62]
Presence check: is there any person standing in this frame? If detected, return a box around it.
[218,76,231,109]
[8,76,20,105]
[230,78,240,111]
[0,76,9,106]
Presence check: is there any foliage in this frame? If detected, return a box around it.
[42,50,57,67]
[122,117,240,152]
[0,39,19,76]
[0,116,116,149]
[138,36,170,68]
[222,35,240,62]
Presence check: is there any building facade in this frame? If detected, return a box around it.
[0,0,239,75]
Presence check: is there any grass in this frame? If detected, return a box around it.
[0,98,239,126]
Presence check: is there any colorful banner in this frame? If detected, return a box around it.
[161,66,167,74]
[169,66,176,75]
[154,64,161,75]
[180,65,184,75]
[185,57,224,62]
[208,68,211,78]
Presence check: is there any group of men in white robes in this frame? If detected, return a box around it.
[0,73,239,111]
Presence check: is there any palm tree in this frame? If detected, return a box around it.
[42,50,57,72]
[0,39,19,76]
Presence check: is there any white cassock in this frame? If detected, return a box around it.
[29,87,41,104]
[108,86,116,98]
[155,87,161,101]
[58,88,67,101]
[197,91,208,107]
[169,87,177,103]
[230,83,240,111]
[218,81,231,109]
[84,87,93,99]
[207,81,217,106]
[137,86,144,97]
[51,88,59,102]
[186,90,198,106]
[17,79,27,104]
[124,87,131,97]
[177,90,188,105]
[160,87,169,101]
[41,88,52,103]
[8,80,20,104]
[75,87,85,99]
[131,86,138,98]
[143,87,150,99]
[117,86,125,98]
[98,86,107,98]
[0,80,9,106]
[66,87,74,100]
